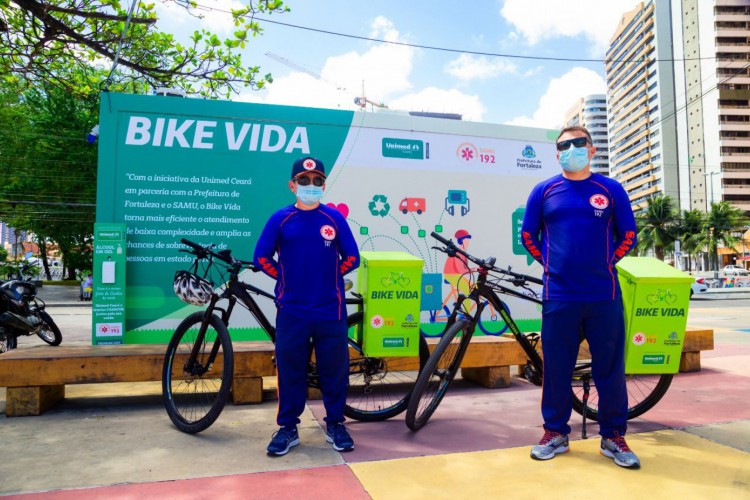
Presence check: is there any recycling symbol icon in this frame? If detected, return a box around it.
[368,194,390,217]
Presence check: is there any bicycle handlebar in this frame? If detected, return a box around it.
[430,231,543,286]
[180,238,258,272]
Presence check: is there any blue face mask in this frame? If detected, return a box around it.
[296,185,324,205]
[559,145,590,172]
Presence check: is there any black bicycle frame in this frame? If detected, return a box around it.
[452,268,546,376]
[187,269,365,374]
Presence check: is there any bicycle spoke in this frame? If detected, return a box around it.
[343,322,429,421]
[571,338,673,420]
[163,312,233,433]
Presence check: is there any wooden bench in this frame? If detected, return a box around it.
[680,327,714,372]
[0,328,714,417]
[0,343,276,417]
[459,327,714,386]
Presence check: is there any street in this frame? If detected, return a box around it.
[687,296,750,346]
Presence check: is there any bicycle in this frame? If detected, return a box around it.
[162,239,429,434]
[425,277,508,337]
[405,232,674,432]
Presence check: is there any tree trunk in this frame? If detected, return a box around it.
[36,235,51,280]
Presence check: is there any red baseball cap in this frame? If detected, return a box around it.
[455,229,471,244]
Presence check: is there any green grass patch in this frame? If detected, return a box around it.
[42,281,80,286]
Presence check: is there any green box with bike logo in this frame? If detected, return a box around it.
[616,257,694,374]
[357,251,422,357]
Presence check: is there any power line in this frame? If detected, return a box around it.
[649,61,750,130]
[1,199,96,206]
[185,2,715,64]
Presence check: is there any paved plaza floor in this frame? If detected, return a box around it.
[0,285,748,498]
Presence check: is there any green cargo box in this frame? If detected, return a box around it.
[357,251,423,357]
[616,256,694,374]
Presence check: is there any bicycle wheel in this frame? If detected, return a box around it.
[0,331,17,352]
[162,312,233,434]
[344,312,430,422]
[477,299,509,336]
[571,338,673,421]
[405,318,472,431]
[35,310,63,346]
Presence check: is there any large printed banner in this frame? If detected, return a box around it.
[96,93,560,343]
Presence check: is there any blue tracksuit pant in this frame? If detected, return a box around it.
[540,299,628,438]
[275,310,349,427]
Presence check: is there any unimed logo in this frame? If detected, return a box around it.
[98,231,122,240]
[381,138,425,159]
[642,354,665,364]
[383,337,405,348]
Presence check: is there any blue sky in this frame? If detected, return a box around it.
[153,0,642,127]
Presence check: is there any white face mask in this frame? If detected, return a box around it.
[296,185,323,205]
[559,145,590,172]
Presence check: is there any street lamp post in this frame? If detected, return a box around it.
[703,172,721,277]
[703,171,720,211]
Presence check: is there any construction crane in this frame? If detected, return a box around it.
[265,52,388,110]
[354,94,388,110]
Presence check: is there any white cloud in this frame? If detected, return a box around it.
[505,67,605,128]
[237,72,354,109]
[239,16,414,111]
[388,88,486,122]
[238,17,486,121]
[444,54,518,82]
[501,0,640,54]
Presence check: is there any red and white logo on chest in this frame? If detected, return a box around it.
[320,225,336,241]
[589,194,609,209]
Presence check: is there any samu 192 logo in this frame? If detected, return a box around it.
[456,142,496,163]
[456,142,478,162]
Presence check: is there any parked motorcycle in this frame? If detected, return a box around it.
[0,264,62,353]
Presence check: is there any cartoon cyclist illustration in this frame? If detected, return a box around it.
[443,229,473,295]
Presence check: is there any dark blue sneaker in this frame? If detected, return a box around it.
[326,422,354,452]
[266,426,299,456]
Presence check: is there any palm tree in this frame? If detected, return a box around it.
[676,209,706,272]
[636,195,677,260]
[700,202,748,272]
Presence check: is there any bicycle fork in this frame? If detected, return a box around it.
[185,299,225,376]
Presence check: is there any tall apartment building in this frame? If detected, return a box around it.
[563,94,610,176]
[672,0,750,214]
[606,0,682,213]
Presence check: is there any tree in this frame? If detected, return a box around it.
[0,78,97,279]
[0,0,288,99]
[700,201,748,272]
[676,209,705,272]
[636,195,677,261]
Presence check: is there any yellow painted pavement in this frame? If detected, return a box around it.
[350,430,750,500]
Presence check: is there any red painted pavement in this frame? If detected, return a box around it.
[636,367,750,428]
[7,465,370,500]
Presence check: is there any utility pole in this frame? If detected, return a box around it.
[703,171,719,211]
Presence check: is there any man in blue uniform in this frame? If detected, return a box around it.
[521,126,640,469]
[254,156,360,456]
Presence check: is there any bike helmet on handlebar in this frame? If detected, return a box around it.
[173,270,214,306]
